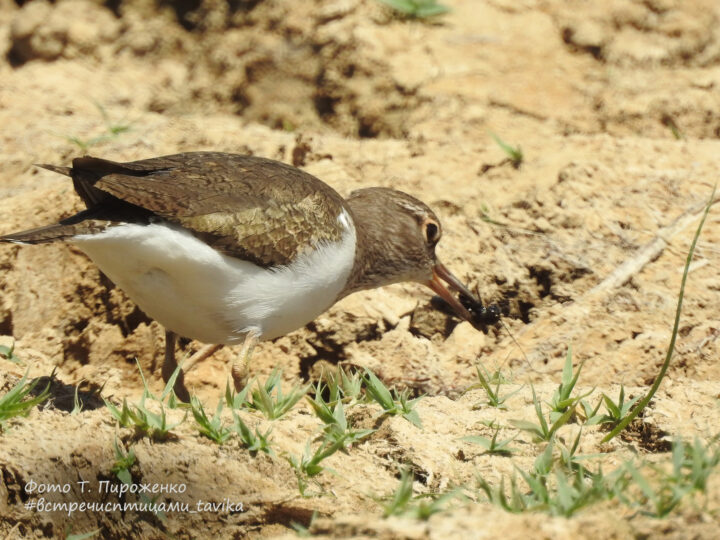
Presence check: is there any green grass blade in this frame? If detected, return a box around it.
[0,342,20,363]
[363,369,394,410]
[160,359,185,401]
[602,184,717,443]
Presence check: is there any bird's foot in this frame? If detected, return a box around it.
[231,329,260,392]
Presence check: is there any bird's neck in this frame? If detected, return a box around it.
[338,198,409,299]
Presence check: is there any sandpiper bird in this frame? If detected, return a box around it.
[1,152,495,401]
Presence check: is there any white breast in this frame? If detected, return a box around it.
[72,211,356,344]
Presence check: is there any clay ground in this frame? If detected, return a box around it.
[1,0,720,538]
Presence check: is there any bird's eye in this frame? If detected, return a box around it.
[425,221,440,245]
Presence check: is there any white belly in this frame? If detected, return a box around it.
[72,216,356,344]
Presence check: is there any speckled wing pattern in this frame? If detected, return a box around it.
[9,152,351,268]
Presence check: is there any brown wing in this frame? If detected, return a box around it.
[63,152,348,267]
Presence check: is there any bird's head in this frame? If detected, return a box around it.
[344,187,493,326]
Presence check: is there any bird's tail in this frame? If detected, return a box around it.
[36,164,72,177]
[0,223,83,244]
[1,204,113,245]
[0,165,75,243]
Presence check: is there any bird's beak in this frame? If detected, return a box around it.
[425,262,478,323]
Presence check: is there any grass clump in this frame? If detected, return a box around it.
[309,393,374,446]
[283,368,381,497]
[0,370,51,431]
[490,132,523,168]
[111,438,137,486]
[380,467,462,519]
[363,368,423,428]
[241,369,310,420]
[287,437,349,497]
[468,365,522,409]
[233,412,274,456]
[191,397,233,444]
[110,438,167,521]
[624,437,720,517]
[224,379,252,410]
[509,385,577,442]
[547,347,592,422]
[462,421,519,457]
[189,381,277,452]
[376,0,450,19]
[478,440,627,517]
[307,377,374,446]
[0,341,20,363]
[579,385,641,427]
[321,366,364,406]
[103,360,186,440]
[509,348,591,441]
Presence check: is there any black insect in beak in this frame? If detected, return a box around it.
[426,262,501,333]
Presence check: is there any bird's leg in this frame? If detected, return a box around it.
[231,329,260,392]
[162,330,191,402]
[184,343,223,374]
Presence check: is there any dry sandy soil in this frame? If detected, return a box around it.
[1,0,720,538]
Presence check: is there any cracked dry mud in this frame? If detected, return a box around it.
[0,0,719,538]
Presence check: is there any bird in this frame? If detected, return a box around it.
[0,152,497,401]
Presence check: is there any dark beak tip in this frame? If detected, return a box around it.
[429,263,502,330]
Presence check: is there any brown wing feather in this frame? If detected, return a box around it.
[70,152,349,267]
